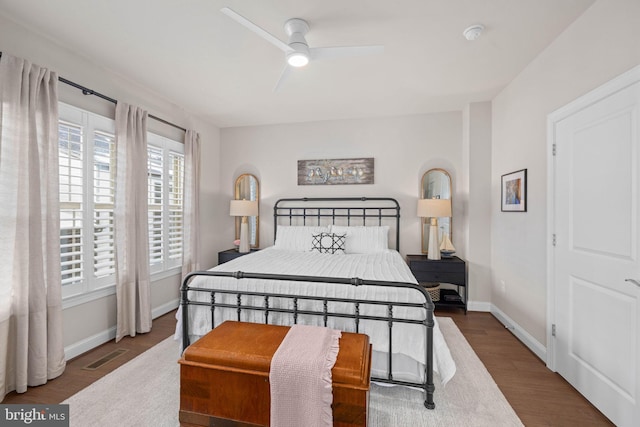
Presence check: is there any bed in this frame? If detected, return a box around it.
[176,197,456,409]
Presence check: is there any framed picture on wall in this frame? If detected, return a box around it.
[297,158,374,185]
[501,169,527,212]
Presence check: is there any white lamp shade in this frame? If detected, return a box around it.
[417,198,451,218]
[229,199,259,217]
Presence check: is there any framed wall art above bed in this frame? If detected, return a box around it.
[297,158,374,185]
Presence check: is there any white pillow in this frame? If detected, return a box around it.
[329,225,390,254]
[274,226,329,252]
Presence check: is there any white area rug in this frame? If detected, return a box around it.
[62,317,523,426]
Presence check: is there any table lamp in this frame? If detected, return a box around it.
[417,198,452,260]
[230,199,259,253]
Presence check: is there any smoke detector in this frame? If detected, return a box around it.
[463,24,484,41]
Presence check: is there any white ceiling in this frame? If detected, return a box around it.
[0,0,595,128]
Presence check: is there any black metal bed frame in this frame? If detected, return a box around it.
[180,197,436,409]
[273,197,402,250]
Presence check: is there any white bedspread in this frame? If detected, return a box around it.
[175,247,456,384]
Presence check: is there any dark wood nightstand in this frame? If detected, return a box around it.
[218,248,260,265]
[406,254,467,313]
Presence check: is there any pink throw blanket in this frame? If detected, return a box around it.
[269,324,342,427]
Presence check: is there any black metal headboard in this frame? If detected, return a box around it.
[273,197,401,250]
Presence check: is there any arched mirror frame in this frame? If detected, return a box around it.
[421,168,452,254]
[234,174,260,248]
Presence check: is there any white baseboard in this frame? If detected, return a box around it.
[490,304,547,362]
[152,298,179,319]
[64,299,180,361]
[449,301,546,361]
[64,327,117,361]
[467,300,491,312]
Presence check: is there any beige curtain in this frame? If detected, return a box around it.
[181,130,201,278]
[114,102,152,342]
[0,54,66,401]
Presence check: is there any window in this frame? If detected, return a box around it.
[93,131,116,280]
[147,133,184,274]
[59,119,84,289]
[59,103,184,302]
[168,150,185,263]
[148,144,164,267]
[59,104,116,299]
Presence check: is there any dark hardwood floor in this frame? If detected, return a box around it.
[2,309,614,426]
[443,309,614,427]
[2,310,178,405]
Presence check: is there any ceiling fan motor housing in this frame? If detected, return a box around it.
[285,18,310,50]
[284,18,309,38]
[284,18,310,65]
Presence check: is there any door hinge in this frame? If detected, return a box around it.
[552,234,556,246]
[552,143,557,156]
[552,324,556,337]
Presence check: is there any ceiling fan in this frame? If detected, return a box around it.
[220,7,384,91]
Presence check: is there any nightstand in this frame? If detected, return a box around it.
[218,248,260,265]
[406,254,467,313]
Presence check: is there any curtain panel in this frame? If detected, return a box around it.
[0,54,66,401]
[114,102,152,342]
[182,130,201,278]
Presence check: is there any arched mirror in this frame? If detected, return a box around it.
[421,169,452,254]
[234,174,259,248]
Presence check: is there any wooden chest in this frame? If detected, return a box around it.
[179,321,371,427]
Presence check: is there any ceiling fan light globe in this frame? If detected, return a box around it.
[287,52,309,67]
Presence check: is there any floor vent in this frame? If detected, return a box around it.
[83,348,129,370]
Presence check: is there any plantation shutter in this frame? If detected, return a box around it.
[168,151,184,265]
[93,130,116,279]
[148,144,164,267]
[59,121,84,286]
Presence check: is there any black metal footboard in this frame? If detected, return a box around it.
[180,270,436,409]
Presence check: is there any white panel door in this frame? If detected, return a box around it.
[553,77,640,427]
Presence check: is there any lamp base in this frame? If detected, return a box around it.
[427,224,441,260]
[239,221,250,253]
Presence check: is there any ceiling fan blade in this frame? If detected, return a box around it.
[273,65,294,92]
[310,45,384,61]
[221,7,293,53]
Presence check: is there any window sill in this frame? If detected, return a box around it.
[61,266,182,310]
